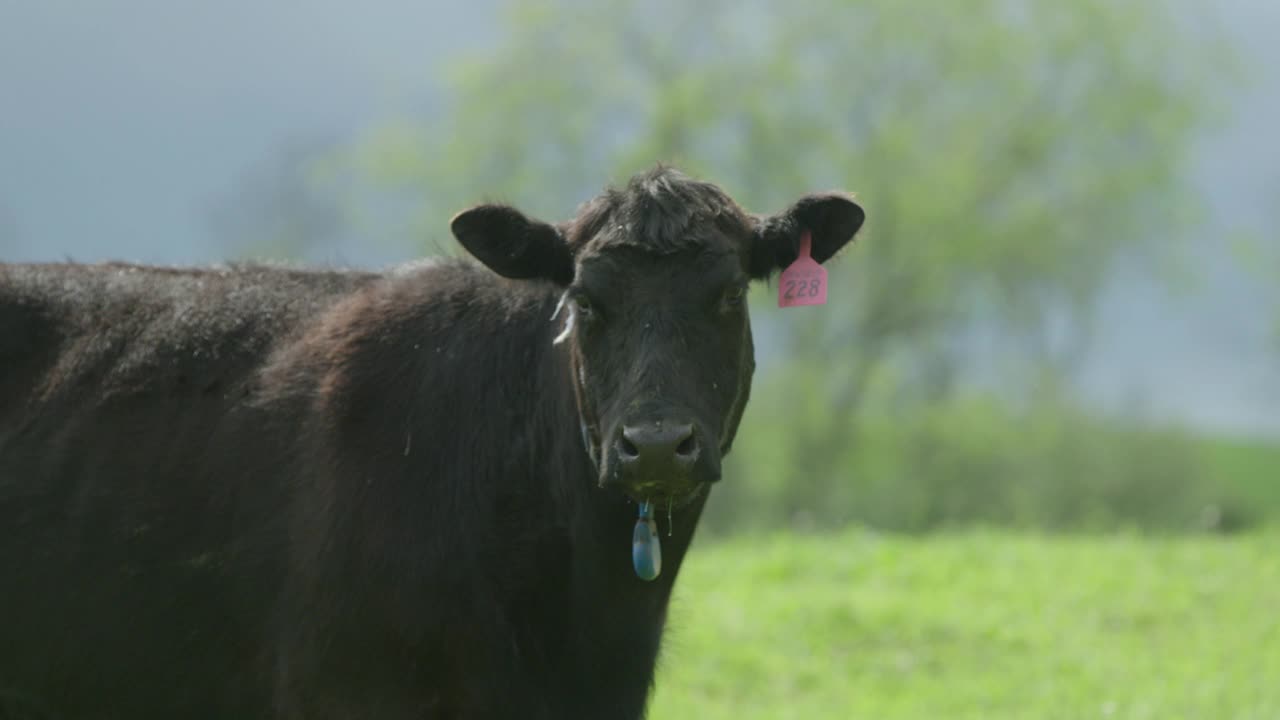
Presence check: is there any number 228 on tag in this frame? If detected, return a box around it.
[778,231,827,308]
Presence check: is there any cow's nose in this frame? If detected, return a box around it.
[617,422,699,472]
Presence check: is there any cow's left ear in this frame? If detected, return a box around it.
[450,204,575,286]
[749,193,865,279]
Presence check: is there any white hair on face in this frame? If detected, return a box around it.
[550,291,568,321]
[580,418,599,471]
[551,291,576,345]
[552,291,596,470]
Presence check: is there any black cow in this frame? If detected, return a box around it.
[0,167,864,719]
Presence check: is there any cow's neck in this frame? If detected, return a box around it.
[531,305,709,715]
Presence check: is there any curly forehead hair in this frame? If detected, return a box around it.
[566,166,756,256]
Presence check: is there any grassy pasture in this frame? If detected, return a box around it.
[652,530,1280,719]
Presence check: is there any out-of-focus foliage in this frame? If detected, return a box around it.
[1264,195,1280,350]
[705,373,1260,535]
[1228,193,1280,354]
[337,0,1245,532]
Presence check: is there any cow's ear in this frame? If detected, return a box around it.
[450,204,574,286]
[749,193,865,279]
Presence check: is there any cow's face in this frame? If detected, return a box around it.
[451,168,863,508]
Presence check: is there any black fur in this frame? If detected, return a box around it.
[0,167,863,718]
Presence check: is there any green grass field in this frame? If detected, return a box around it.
[650,530,1280,719]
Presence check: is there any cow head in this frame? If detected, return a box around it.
[451,167,864,509]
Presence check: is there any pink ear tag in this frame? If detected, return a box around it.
[778,231,827,308]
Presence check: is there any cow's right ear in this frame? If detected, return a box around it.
[450,204,575,286]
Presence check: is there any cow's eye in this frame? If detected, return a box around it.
[723,285,746,308]
[573,294,595,316]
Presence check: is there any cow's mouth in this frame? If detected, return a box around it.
[625,485,708,582]
[621,481,708,512]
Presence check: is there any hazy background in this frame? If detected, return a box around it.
[3,0,1278,538]
[3,0,1276,441]
[3,1,1279,716]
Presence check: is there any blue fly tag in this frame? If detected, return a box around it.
[632,502,662,581]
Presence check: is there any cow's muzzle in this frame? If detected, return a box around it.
[604,418,716,506]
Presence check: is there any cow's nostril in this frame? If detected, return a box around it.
[618,433,640,460]
[675,433,698,458]
[618,422,696,467]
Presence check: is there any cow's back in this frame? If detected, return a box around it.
[0,261,375,717]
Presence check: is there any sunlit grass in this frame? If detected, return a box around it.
[651,530,1280,719]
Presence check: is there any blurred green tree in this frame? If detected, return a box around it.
[341,0,1234,530]
[1265,205,1278,351]
[1229,188,1280,354]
